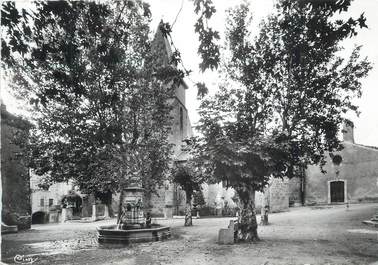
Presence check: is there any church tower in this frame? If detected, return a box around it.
[147,22,193,218]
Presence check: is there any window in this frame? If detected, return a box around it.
[332,155,342,165]
[180,107,183,133]
[49,199,54,206]
[40,198,44,207]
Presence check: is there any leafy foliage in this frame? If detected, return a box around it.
[1,2,32,67]
[193,0,220,72]
[193,189,206,208]
[171,157,207,226]
[171,157,206,203]
[195,82,208,99]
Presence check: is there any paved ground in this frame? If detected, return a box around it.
[1,203,378,265]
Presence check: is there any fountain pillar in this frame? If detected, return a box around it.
[120,187,145,227]
[104,205,110,219]
[61,208,67,223]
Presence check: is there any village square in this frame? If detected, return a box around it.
[1,0,378,264]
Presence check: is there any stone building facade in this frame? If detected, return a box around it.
[31,172,112,223]
[290,122,378,205]
[30,174,73,223]
[1,103,32,230]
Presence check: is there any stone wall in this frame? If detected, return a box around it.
[167,83,192,158]
[203,179,290,214]
[288,177,303,206]
[147,81,192,216]
[1,105,32,229]
[144,184,186,218]
[146,187,167,217]
[268,178,289,212]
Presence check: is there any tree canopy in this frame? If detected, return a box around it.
[1,0,179,196]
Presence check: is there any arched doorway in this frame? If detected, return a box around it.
[32,211,48,224]
[328,180,346,203]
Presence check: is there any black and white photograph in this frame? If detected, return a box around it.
[1,0,378,264]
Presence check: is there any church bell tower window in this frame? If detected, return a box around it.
[180,107,184,134]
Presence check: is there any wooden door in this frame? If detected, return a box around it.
[330,181,344,203]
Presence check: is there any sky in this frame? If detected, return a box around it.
[2,0,378,147]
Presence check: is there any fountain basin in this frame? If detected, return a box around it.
[97,224,171,244]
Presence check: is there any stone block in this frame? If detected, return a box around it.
[218,228,234,244]
[218,220,236,244]
[362,220,378,228]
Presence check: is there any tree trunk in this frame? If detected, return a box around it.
[237,189,259,242]
[107,202,114,217]
[260,205,268,226]
[185,194,192,226]
[260,186,269,226]
[106,191,114,218]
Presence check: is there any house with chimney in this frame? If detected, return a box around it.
[289,122,378,205]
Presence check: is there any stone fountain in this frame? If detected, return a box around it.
[97,187,170,244]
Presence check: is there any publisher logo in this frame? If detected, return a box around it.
[14,254,38,264]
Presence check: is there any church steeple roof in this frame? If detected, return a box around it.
[151,20,173,67]
[151,21,188,90]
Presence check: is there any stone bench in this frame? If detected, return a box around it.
[362,213,378,228]
[218,219,238,244]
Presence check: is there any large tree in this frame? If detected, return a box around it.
[2,1,180,218]
[196,0,371,242]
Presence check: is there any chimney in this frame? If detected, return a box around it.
[342,121,354,143]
